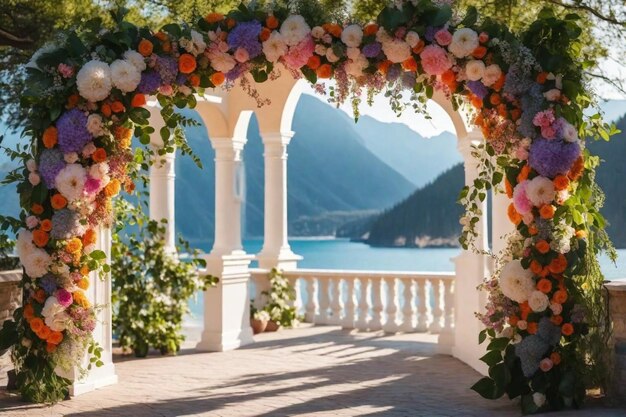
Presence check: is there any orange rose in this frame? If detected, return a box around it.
[155,31,168,42]
[307,55,321,70]
[508,315,519,326]
[472,46,487,59]
[189,74,200,87]
[316,64,332,79]
[493,74,506,91]
[92,148,107,163]
[104,178,121,197]
[48,331,63,345]
[226,18,236,29]
[40,219,52,232]
[23,303,35,321]
[536,278,552,293]
[553,289,568,304]
[101,103,112,118]
[178,53,197,74]
[553,175,570,191]
[33,288,46,304]
[561,323,574,336]
[540,204,555,219]
[138,38,154,57]
[576,230,587,239]
[210,72,225,86]
[535,240,550,254]
[530,260,543,275]
[507,203,522,225]
[510,108,521,121]
[131,93,146,108]
[568,156,584,181]
[519,301,531,320]
[527,322,538,334]
[66,94,80,109]
[441,69,456,87]
[377,60,392,75]
[30,317,44,333]
[470,96,483,109]
[65,237,82,254]
[260,27,271,42]
[32,229,49,247]
[548,254,568,274]
[80,265,91,276]
[111,101,125,113]
[322,23,342,37]
[412,39,425,54]
[528,224,538,236]
[205,13,224,24]
[31,204,44,215]
[551,315,563,326]
[51,193,67,210]
[489,94,501,106]
[37,325,51,340]
[550,352,561,365]
[363,23,379,36]
[266,15,279,29]
[46,342,57,353]
[401,57,417,72]
[73,290,91,308]
[82,228,97,246]
[517,164,531,183]
[42,126,58,149]
[536,72,548,84]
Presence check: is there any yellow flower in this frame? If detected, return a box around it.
[77,277,89,290]
[73,290,91,308]
[65,237,83,254]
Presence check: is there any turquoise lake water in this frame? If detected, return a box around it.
[186,239,626,324]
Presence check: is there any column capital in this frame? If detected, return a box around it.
[261,131,295,147]
[457,129,483,157]
[211,136,247,161]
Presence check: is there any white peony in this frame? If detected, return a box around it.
[345,54,369,78]
[280,15,310,46]
[45,311,71,332]
[16,229,35,259]
[543,88,561,101]
[209,52,236,73]
[22,247,52,279]
[123,50,146,71]
[405,31,420,48]
[341,24,363,48]
[110,59,141,93]
[465,60,485,81]
[76,60,112,102]
[526,176,556,207]
[41,296,65,318]
[528,290,549,312]
[449,28,479,58]
[482,64,502,86]
[382,39,411,63]
[262,31,288,62]
[499,260,535,303]
[86,114,106,137]
[55,163,87,202]
[314,44,327,56]
[190,30,207,54]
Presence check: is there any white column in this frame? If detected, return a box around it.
[196,136,254,352]
[256,132,302,270]
[451,130,489,374]
[492,190,514,255]
[70,227,117,396]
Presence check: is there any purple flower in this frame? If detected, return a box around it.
[424,26,442,43]
[226,63,247,81]
[518,83,544,138]
[176,73,187,85]
[227,21,263,58]
[466,80,488,99]
[515,335,549,377]
[56,109,92,153]
[386,64,401,82]
[156,56,178,85]
[56,288,73,307]
[137,71,162,94]
[529,137,581,178]
[401,72,416,89]
[39,274,57,294]
[51,209,86,239]
[362,42,382,58]
[537,317,561,346]
[39,148,66,189]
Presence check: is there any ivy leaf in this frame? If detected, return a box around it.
[471,377,503,399]
[480,350,502,367]
[90,250,107,260]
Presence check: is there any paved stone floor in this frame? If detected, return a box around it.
[0,325,624,417]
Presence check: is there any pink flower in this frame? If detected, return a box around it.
[540,358,553,372]
[283,35,315,70]
[533,109,555,128]
[513,180,532,215]
[70,272,83,282]
[420,45,452,75]
[28,172,41,186]
[58,63,75,78]
[394,27,407,39]
[82,142,97,158]
[56,289,73,308]
[515,146,529,160]
[234,47,250,63]
[479,32,489,43]
[158,84,174,96]
[84,177,101,195]
[541,125,556,140]
[435,30,452,46]
[26,216,39,229]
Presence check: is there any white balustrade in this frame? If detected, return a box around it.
[248,268,455,334]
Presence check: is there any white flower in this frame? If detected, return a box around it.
[209,52,236,73]
[376,28,391,43]
[45,311,71,332]
[16,229,34,259]
[562,121,578,142]
[533,392,546,408]
[543,88,561,101]
[315,44,327,56]
[123,50,146,71]
[110,59,141,93]
[345,54,368,78]
[280,15,310,46]
[326,48,339,63]
[482,64,501,86]
[51,262,70,278]
[41,296,65,318]
[89,162,109,180]
[26,159,37,172]
[382,39,411,63]
[499,260,535,303]
[76,60,112,102]
[55,163,87,202]
[405,31,420,48]
[28,172,40,186]
[190,30,207,54]
[262,31,288,63]
[23,247,51,278]
[528,290,549,312]
[64,152,79,164]
[449,28,479,58]
[526,176,556,207]
[465,60,485,81]
[311,26,325,39]
[86,114,106,137]
[341,24,363,48]
[511,333,522,344]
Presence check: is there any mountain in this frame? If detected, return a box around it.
[352,115,461,187]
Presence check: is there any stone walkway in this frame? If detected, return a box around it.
[0,326,623,417]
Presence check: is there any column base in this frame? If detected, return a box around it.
[256,248,302,270]
[69,363,118,397]
[196,326,254,352]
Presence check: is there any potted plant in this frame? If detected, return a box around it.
[261,269,300,332]
[250,308,270,334]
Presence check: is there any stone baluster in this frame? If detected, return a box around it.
[415,280,428,332]
[329,277,343,325]
[316,278,330,324]
[304,277,316,323]
[429,279,443,333]
[382,277,399,333]
[355,277,369,330]
[369,277,383,331]
[442,279,455,333]
[399,278,415,332]
[342,278,356,329]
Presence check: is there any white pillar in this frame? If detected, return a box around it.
[450,130,489,374]
[196,136,254,352]
[70,227,117,396]
[256,131,302,270]
[492,190,514,255]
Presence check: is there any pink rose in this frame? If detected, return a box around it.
[420,45,452,75]
[82,142,97,158]
[479,32,489,43]
[56,289,73,308]
[513,180,532,215]
[58,63,75,78]
[28,172,41,186]
[283,35,315,70]
[159,84,174,96]
[540,358,553,372]
[435,30,452,46]
[26,216,39,229]
[234,47,250,63]
[541,125,556,140]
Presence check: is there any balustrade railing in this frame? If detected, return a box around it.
[249,268,455,334]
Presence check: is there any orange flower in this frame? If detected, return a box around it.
[31,204,44,215]
[550,352,561,365]
[80,266,90,277]
[530,260,543,275]
[125,181,136,194]
[508,315,519,326]
[561,323,574,336]
[472,46,487,59]
[77,277,89,290]
[178,53,197,74]
[540,204,555,219]
[37,325,51,340]
[553,175,570,191]
[527,322,538,334]
[504,179,513,198]
[316,64,332,79]
[114,126,133,149]
[489,93,501,106]
[226,18,236,29]
[210,72,225,86]
[73,290,91,308]
[470,96,483,109]
[42,126,58,149]
[101,103,112,118]
[517,164,531,182]
[83,228,97,246]
[30,317,44,333]
[307,55,321,70]
[553,289,568,304]
[205,13,224,23]
[537,278,552,293]
[138,38,153,57]
[322,23,342,37]
[51,193,67,210]
[111,101,125,113]
[266,15,279,29]
[260,27,271,42]
[536,72,548,84]
[65,237,82,254]
[493,74,505,92]
[510,108,521,121]
[551,315,563,326]
[576,230,587,239]
[441,69,456,87]
[568,156,584,181]
[528,224,538,236]
[519,301,531,320]
[48,331,63,345]
[23,303,35,321]
[104,178,121,197]
[33,229,49,247]
[189,74,200,87]
[377,60,392,75]
[507,203,522,225]
[66,94,80,109]
[131,93,146,108]
[412,39,425,54]
[363,23,379,36]
[549,254,568,274]
[92,148,107,163]
[34,288,46,303]
[46,342,57,353]
[535,240,550,254]
[401,57,417,72]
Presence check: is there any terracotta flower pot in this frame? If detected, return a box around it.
[265,320,281,332]
[250,318,268,334]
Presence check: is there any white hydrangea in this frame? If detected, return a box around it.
[262,31,288,63]
[465,60,485,81]
[526,176,556,207]
[528,290,549,312]
[551,220,575,253]
[123,50,146,71]
[86,114,106,137]
[482,64,502,86]
[382,39,411,63]
[499,260,535,303]
[449,28,479,58]
[76,60,112,102]
[55,163,87,202]
[280,15,310,46]
[341,24,363,48]
[110,59,141,93]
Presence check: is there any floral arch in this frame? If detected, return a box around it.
[0,0,617,414]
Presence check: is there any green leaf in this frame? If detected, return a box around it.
[471,377,503,399]
[301,66,317,84]
[90,250,107,260]
[480,350,502,367]
[487,337,510,352]
[460,6,478,27]
[479,329,488,344]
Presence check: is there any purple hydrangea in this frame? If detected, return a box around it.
[503,63,533,97]
[56,109,92,153]
[529,137,581,178]
[466,80,488,99]
[362,42,382,58]
[156,56,179,85]
[401,72,416,89]
[518,83,544,138]
[39,148,66,189]
[137,71,162,94]
[51,208,86,239]
[227,20,263,58]
[537,317,561,346]
[226,64,247,81]
[386,64,402,82]
[515,335,549,377]
[176,73,187,85]
[39,274,57,294]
